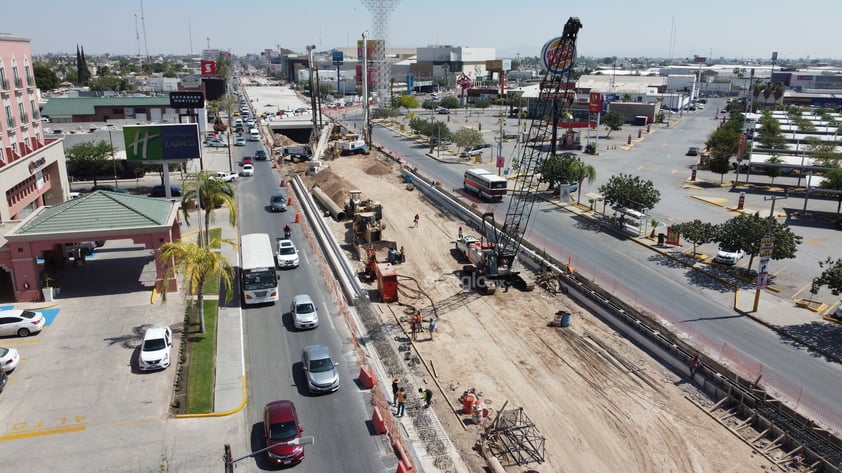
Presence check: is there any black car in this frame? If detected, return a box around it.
[686,147,700,156]
[150,185,182,197]
[255,150,267,161]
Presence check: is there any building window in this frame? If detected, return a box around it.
[4,105,14,128]
[25,65,33,86]
[112,108,123,115]
[0,66,7,90]
[18,102,26,123]
[12,66,21,88]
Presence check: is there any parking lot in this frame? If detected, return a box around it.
[0,240,184,463]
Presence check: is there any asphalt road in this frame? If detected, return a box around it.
[367,108,842,419]
[231,142,393,471]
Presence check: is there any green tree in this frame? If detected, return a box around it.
[89,76,133,92]
[452,127,484,151]
[597,173,661,212]
[805,136,841,169]
[397,94,419,111]
[716,212,802,269]
[158,237,237,333]
[439,96,460,109]
[756,111,787,150]
[818,168,842,213]
[33,63,60,91]
[421,99,437,110]
[538,153,577,191]
[710,157,732,184]
[812,258,842,296]
[473,99,490,110]
[670,219,717,256]
[181,172,238,246]
[764,155,784,184]
[567,158,597,204]
[65,140,114,186]
[601,110,625,137]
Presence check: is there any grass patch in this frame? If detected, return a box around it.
[186,299,218,414]
[201,228,223,295]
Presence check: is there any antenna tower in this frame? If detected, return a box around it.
[360,0,401,108]
[134,14,143,66]
[140,0,150,59]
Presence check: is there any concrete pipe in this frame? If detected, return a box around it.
[312,186,346,221]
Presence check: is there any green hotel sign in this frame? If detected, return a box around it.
[123,124,201,162]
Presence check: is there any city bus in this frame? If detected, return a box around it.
[240,233,279,305]
[463,168,508,201]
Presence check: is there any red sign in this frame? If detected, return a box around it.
[589,92,602,113]
[496,155,505,168]
[737,133,746,161]
[201,60,216,76]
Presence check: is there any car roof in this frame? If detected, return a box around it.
[265,400,297,424]
[303,344,331,359]
[279,239,295,247]
[293,294,313,305]
[0,309,40,319]
[143,326,169,339]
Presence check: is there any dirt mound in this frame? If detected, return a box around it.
[308,168,353,205]
[364,159,393,176]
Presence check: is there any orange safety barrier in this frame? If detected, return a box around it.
[395,460,410,473]
[295,213,301,223]
[358,366,376,388]
[371,407,388,435]
[287,197,292,206]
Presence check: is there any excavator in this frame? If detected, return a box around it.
[457,17,583,294]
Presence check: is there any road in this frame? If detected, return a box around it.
[366,109,842,422]
[231,140,392,472]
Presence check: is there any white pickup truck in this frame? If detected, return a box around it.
[213,171,238,183]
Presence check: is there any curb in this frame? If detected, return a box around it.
[174,376,248,419]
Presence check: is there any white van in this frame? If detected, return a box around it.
[249,128,260,142]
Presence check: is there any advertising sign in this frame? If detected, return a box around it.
[169,91,205,108]
[332,51,344,66]
[496,155,505,168]
[123,124,201,162]
[588,92,602,113]
[541,36,576,75]
[357,39,384,60]
[201,60,216,76]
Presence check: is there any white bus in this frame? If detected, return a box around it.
[463,168,508,201]
[241,233,279,305]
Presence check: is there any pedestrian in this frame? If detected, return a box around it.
[689,354,700,377]
[415,311,424,333]
[392,378,400,405]
[419,387,433,408]
[413,214,419,228]
[410,319,417,340]
[428,317,437,340]
[458,226,463,238]
[396,388,406,417]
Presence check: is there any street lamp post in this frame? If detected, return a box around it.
[108,130,118,189]
[225,436,315,470]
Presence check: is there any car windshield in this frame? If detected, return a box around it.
[296,303,315,314]
[280,247,296,255]
[268,420,298,441]
[272,196,285,203]
[143,338,166,351]
[308,357,334,373]
[244,270,277,290]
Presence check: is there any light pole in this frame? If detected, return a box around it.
[225,437,315,470]
[108,130,118,188]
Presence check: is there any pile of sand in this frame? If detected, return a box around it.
[307,168,354,206]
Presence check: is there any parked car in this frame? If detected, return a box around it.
[242,156,254,166]
[150,185,181,197]
[269,194,288,212]
[65,242,97,257]
[235,137,246,146]
[290,294,318,329]
[301,344,340,393]
[0,310,45,337]
[255,150,268,161]
[263,400,305,467]
[0,346,20,373]
[0,368,7,394]
[713,247,745,265]
[436,107,450,114]
[90,184,128,193]
[240,164,254,176]
[138,326,172,371]
[205,139,228,148]
[686,147,700,156]
[214,171,238,183]
[460,146,485,157]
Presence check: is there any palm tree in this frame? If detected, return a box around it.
[158,237,237,333]
[752,82,766,112]
[181,172,237,246]
[772,82,785,107]
[568,158,597,205]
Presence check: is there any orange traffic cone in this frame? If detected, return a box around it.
[295,213,301,223]
[287,197,292,206]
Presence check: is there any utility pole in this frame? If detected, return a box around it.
[752,193,787,312]
[361,32,371,148]
[497,115,505,176]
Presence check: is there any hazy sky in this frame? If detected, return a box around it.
[3,0,839,60]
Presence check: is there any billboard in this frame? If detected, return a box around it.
[123,124,201,162]
[201,60,216,76]
[541,36,576,75]
[169,91,205,108]
[357,39,384,60]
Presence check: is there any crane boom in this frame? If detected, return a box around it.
[487,17,583,282]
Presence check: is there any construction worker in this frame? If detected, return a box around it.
[428,317,437,341]
[414,311,424,333]
[396,388,406,417]
[392,378,400,405]
[689,354,701,377]
[410,319,417,340]
[413,214,419,228]
[419,387,433,408]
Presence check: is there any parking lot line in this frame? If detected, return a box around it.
[0,421,87,441]
[114,417,167,428]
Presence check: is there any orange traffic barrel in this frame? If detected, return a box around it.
[462,393,476,414]
[295,213,301,223]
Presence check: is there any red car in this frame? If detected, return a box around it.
[263,400,305,466]
[242,156,254,166]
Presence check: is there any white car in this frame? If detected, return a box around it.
[291,294,319,329]
[240,164,254,176]
[0,346,20,373]
[139,326,173,371]
[0,310,45,337]
[713,247,745,265]
[276,239,300,268]
[214,171,238,183]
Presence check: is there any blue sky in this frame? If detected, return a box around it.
[3,0,839,60]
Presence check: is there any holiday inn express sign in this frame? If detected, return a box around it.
[123,124,201,162]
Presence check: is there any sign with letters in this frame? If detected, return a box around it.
[201,60,216,76]
[123,124,200,162]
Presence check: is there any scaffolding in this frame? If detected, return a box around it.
[480,404,546,466]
